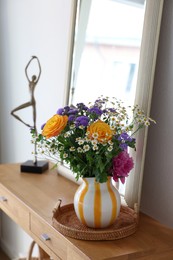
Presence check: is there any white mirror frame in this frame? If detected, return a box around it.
[125,0,164,210]
[60,0,164,210]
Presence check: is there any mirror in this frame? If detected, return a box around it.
[69,0,146,106]
[62,0,164,211]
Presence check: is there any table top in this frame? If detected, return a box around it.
[1,163,173,259]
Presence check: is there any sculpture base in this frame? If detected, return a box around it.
[20,160,49,173]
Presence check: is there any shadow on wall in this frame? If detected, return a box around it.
[141,0,173,229]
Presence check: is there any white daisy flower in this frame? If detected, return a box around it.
[145,120,150,126]
[70,124,75,129]
[110,125,116,130]
[107,146,113,151]
[77,147,83,153]
[78,139,84,145]
[92,133,98,139]
[92,145,98,150]
[111,117,116,121]
[63,153,68,158]
[91,139,98,145]
[83,145,90,152]
[69,147,75,151]
[64,132,70,138]
[84,136,90,142]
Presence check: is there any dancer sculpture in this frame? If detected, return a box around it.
[11,56,48,173]
[11,56,41,136]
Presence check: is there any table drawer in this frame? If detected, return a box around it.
[31,213,67,259]
[0,185,29,230]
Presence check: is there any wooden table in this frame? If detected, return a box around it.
[0,163,173,259]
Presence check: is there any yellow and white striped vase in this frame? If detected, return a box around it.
[74,177,121,228]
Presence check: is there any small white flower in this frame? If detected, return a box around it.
[110,125,116,130]
[86,131,90,136]
[145,120,150,126]
[77,147,83,153]
[70,124,75,129]
[92,144,98,150]
[92,133,98,139]
[64,132,70,138]
[84,136,90,142]
[78,139,84,145]
[108,140,113,145]
[83,145,90,152]
[70,147,75,151]
[79,125,85,129]
[63,153,68,158]
[107,146,113,152]
[91,139,98,145]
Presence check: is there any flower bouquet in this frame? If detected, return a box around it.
[32,96,154,184]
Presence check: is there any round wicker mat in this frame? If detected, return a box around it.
[52,202,138,240]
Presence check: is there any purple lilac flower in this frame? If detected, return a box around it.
[68,115,76,122]
[75,116,89,127]
[108,108,116,113]
[117,133,135,150]
[118,133,133,142]
[68,109,78,115]
[76,103,88,110]
[112,151,134,184]
[57,106,70,115]
[56,108,64,115]
[95,98,106,104]
[87,106,103,116]
[64,106,70,111]
[41,123,46,130]
[102,108,116,113]
[119,143,128,150]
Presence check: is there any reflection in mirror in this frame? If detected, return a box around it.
[68,0,146,200]
[64,0,164,211]
[69,0,146,106]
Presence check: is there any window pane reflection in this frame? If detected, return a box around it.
[69,0,146,106]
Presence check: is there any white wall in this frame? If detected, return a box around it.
[141,0,173,228]
[0,0,73,163]
[0,0,73,258]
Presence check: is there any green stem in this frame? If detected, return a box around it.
[131,124,144,136]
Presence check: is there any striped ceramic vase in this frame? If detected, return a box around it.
[74,177,121,228]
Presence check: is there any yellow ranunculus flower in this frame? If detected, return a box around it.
[42,114,68,139]
[87,120,113,142]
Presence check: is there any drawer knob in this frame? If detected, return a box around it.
[41,233,50,241]
[0,196,7,202]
